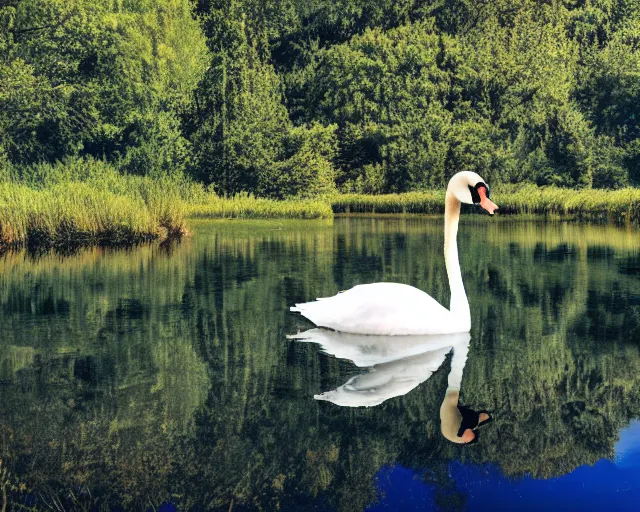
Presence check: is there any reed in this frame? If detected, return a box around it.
[186,192,333,219]
[330,191,445,214]
[0,171,189,251]
[2,155,638,253]
[330,186,640,224]
[494,185,640,224]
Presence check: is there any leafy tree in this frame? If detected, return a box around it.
[3,0,640,192]
[0,0,207,175]
[189,0,338,197]
[297,21,454,191]
[577,19,640,184]
[188,2,290,193]
[258,122,338,198]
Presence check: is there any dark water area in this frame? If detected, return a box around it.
[0,217,639,511]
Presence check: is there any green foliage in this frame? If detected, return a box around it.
[118,110,192,178]
[0,158,191,249]
[258,123,338,199]
[285,6,636,191]
[2,0,640,206]
[330,186,640,224]
[299,20,453,191]
[189,1,338,197]
[0,0,207,175]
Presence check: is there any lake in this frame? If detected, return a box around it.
[0,217,639,511]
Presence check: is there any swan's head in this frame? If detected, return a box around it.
[447,171,499,215]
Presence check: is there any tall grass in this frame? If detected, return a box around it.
[494,185,640,224]
[331,191,445,214]
[186,192,333,219]
[330,186,640,224]
[1,156,638,253]
[0,160,190,251]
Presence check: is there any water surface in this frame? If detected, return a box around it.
[0,217,639,511]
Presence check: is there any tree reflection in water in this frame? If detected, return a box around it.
[0,218,638,511]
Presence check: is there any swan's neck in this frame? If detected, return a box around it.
[444,191,470,328]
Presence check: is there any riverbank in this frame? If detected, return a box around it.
[332,186,640,224]
[188,186,640,223]
[1,169,638,252]
[0,173,188,251]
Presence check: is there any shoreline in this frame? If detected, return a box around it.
[1,181,637,253]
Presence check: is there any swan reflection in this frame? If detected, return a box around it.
[289,329,491,443]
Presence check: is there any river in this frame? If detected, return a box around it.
[0,217,638,511]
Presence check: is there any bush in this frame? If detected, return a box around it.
[258,123,338,199]
[118,111,192,178]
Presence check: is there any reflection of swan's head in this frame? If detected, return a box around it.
[447,171,499,215]
[460,429,476,444]
[441,392,492,445]
[445,404,492,445]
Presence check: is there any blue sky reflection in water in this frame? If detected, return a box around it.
[0,218,639,511]
[369,422,640,511]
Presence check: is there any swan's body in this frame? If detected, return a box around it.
[290,172,498,335]
[291,283,457,335]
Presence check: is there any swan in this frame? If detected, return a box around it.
[290,171,499,335]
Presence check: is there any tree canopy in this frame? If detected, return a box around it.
[1,0,639,195]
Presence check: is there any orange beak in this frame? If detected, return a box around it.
[478,186,498,215]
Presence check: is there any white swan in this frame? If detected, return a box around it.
[290,172,499,335]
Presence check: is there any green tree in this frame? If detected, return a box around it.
[298,21,454,191]
[190,0,338,197]
[188,1,289,193]
[0,0,207,175]
[577,20,640,184]
[258,122,338,198]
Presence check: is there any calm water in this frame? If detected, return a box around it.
[0,217,639,511]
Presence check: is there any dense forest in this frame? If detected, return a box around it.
[1,0,640,198]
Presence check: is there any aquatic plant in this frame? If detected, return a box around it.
[186,192,333,219]
[494,185,640,224]
[1,155,637,254]
[0,176,189,251]
[330,186,640,224]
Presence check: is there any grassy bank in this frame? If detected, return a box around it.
[331,186,640,224]
[188,186,639,224]
[1,159,638,253]
[494,186,640,224]
[185,193,333,219]
[331,191,445,214]
[0,160,333,251]
[0,162,190,251]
